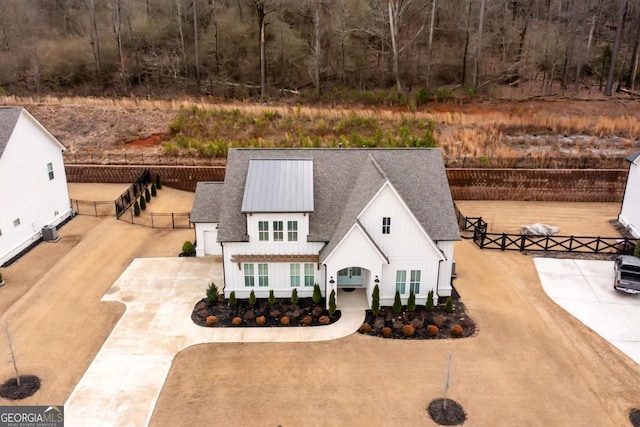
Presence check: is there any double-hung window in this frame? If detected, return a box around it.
[395,270,407,294]
[304,263,314,287]
[258,221,269,241]
[47,162,54,180]
[273,221,284,241]
[290,264,301,287]
[258,264,269,287]
[382,217,391,234]
[287,221,298,241]
[410,270,421,294]
[244,264,255,287]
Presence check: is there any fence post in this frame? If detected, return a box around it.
[595,238,600,253]
[569,236,573,252]
[94,202,97,217]
[151,213,154,228]
[520,235,526,251]
[501,233,507,251]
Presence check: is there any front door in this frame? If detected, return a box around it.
[337,267,363,287]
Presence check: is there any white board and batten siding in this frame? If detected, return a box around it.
[194,223,221,256]
[0,111,72,265]
[620,159,640,238]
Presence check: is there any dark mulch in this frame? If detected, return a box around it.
[0,375,41,400]
[630,408,640,427]
[428,398,466,425]
[191,297,341,327]
[358,300,476,339]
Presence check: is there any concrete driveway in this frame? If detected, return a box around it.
[535,257,640,365]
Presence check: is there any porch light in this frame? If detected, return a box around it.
[374,276,379,285]
[329,276,335,285]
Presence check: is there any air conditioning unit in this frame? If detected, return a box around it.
[42,225,58,241]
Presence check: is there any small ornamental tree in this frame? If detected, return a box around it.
[249,290,256,307]
[329,289,336,316]
[268,289,276,305]
[407,289,416,312]
[182,241,194,255]
[445,296,454,313]
[151,183,157,197]
[371,284,381,315]
[206,282,219,304]
[426,290,435,312]
[139,196,146,210]
[392,290,402,314]
[291,288,299,306]
[133,200,140,216]
[229,291,237,307]
[312,283,322,304]
[155,174,162,189]
[145,187,151,202]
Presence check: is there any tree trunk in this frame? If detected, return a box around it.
[114,0,126,92]
[314,0,321,97]
[473,0,486,88]
[193,0,200,91]
[462,1,471,87]
[177,0,186,76]
[425,0,436,88]
[388,0,401,93]
[561,0,578,91]
[258,2,267,100]
[606,0,627,96]
[574,1,588,92]
[90,0,102,83]
[625,14,640,88]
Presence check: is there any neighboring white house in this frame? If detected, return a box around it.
[191,148,460,307]
[0,107,72,266]
[619,152,640,238]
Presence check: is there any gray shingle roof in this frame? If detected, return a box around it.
[212,148,460,247]
[191,182,225,223]
[0,107,23,159]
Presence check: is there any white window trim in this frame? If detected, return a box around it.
[244,264,255,287]
[47,162,54,180]
[273,221,284,242]
[290,264,301,287]
[287,220,298,242]
[395,270,406,294]
[258,263,269,287]
[304,263,314,287]
[409,270,421,294]
[258,221,269,242]
[382,217,391,234]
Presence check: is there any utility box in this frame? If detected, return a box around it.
[42,225,58,241]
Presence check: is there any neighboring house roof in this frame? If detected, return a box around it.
[0,107,23,159]
[214,148,460,248]
[241,159,314,213]
[191,182,225,223]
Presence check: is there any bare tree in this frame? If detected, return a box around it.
[113,0,126,91]
[4,323,20,387]
[313,0,322,97]
[425,0,436,88]
[89,0,102,82]
[605,0,627,96]
[193,0,200,90]
[473,0,486,88]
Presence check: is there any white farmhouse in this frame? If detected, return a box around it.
[0,107,72,266]
[191,148,460,307]
[619,152,640,238]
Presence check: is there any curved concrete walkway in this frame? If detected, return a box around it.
[64,257,365,427]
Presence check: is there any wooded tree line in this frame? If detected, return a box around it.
[0,0,638,98]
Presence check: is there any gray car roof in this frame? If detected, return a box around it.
[214,148,461,250]
[0,107,23,159]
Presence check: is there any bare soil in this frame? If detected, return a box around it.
[0,375,41,400]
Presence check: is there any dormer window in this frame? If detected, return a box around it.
[258,221,269,241]
[382,217,391,234]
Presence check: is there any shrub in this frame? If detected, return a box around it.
[0,272,3,282]
[381,327,392,337]
[407,289,416,312]
[635,239,640,257]
[133,200,140,216]
[280,316,290,325]
[205,315,218,326]
[151,183,157,197]
[433,314,447,327]
[312,283,322,304]
[371,284,381,315]
[249,290,256,307]
[319,315,330,325]
[359,323,372,333]
[402,324,415,337]
[155,174,162,189]
[232,317,242,325]
[392,290,402,314]
[445,296,454,313]
[426,290,434,311]
[256,315,266,325]
[229,291,237,307]
[450,324,463,337]
[182,241,194,255]
[427,324,439,337]
[206,282,219,303]
[312,306,324,317]
[329,289,336,316]
[145,187,151,202]
[291,288,299,305]
[197,309,209,318]
[268,289,276,305]
[139,196,146,210]
[302,316,313,325]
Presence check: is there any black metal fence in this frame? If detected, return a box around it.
[70,199,116,216]
[115,170,151,218]
[118,209,192,229]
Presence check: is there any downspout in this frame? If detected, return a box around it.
[221,242,226,296]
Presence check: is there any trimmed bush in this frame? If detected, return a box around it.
[302,316,313,325]
[249,290,256,307]
[371,284,381,315]
[256,315,266,325]
[151,183,157,197]
[312,283,322,304]
[229,291,237,307]
[280,316,290,325]
[427,324,439,337]
[329,289,336,316]
[407,289,416,312]
[182,241,194,255]
[319,315,330,325]
[133,200,140,216]
[445,296,454,313]
[426,290,434,312]
[291,288,299,305]
[359,323,372,333]
[381,327,392,337]
[312,306,324,317]
[205,315,218,326]
[433,314,447,327]
[206,282,219,303]
[145,187,151,202]
[451,324,463,337]
[155,174,162,189]
[268,289,276,305]
[402,324,415,337]
[392,290,402,314]
[139,196,146,210]
[232,317,242,325]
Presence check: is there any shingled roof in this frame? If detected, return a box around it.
[191,182,225,223]
[211,148,460,253]
[0,107,23,159]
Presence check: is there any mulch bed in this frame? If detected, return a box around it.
[0,375,41,400]
[428,398,467,425]
[358,300,476,339]
[191,297,341,327]
[630,408,640,427]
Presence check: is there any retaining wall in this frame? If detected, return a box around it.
[65,165,628,202]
